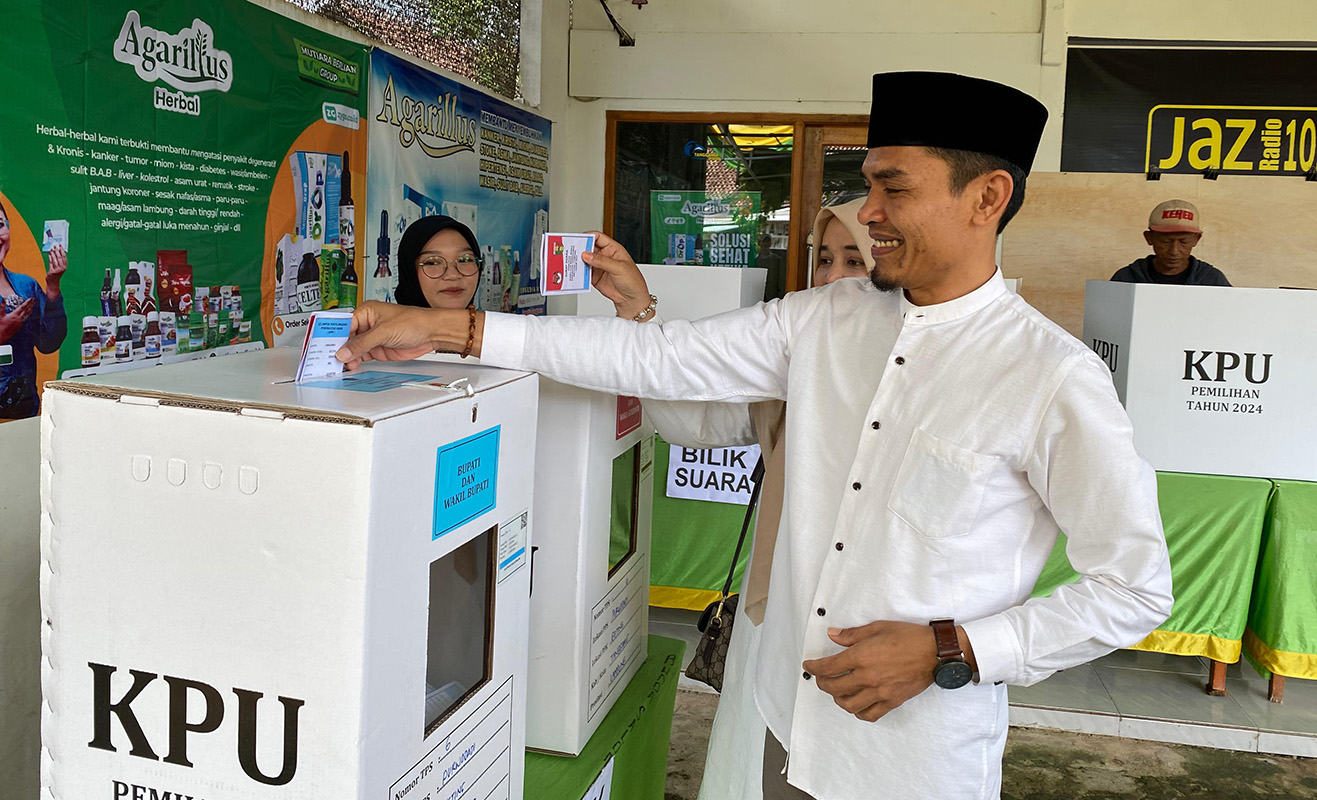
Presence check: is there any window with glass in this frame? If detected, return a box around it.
[608,441,642,578]
[606,113,868,298]
[425,525,496,736]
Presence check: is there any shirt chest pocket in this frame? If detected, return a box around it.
[888,429,998,540]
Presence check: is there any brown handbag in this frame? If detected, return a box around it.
[684,455,766,692]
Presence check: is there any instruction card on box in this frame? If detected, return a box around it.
[541,233,595,294]
[497,510,529,584]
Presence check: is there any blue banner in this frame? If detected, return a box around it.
[365,50,550,315]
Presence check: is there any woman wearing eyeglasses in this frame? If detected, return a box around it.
[394,216,482,311]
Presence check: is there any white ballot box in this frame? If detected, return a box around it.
[40,349,538,800]
[525,380,655,755]
[576,264,767,320]
[1083,280,1317,481]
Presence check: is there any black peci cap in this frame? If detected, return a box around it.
[867,72,1049,174]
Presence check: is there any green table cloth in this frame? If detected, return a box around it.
[649,436,754,610]
[1032,472,1273,663]
[525,635,686,800]
[1245,479,1317,679]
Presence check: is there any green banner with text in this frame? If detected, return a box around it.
[0,0,368,421]
[649,191,761,267]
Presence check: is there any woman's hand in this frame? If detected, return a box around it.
[583,231,653,320]
[0,298,35,344]
[45,245,67,300]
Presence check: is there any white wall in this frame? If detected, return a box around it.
[1068,0,1317,40]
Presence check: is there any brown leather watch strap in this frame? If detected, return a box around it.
[930,618,962,659]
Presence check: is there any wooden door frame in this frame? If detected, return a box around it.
[603,111,868,293]
[798,125,870,288]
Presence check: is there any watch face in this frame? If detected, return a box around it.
[934,659,973,689]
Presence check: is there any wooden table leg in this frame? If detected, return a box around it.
[1268,673,1286,703]
[1206,660,1229,696]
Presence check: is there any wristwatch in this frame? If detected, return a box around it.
[929,618,973,689]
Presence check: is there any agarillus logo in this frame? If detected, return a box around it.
[113,11,234,93]
[680,200,731,218]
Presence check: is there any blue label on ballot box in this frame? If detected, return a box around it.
[298,370,434,393]
[434,426,500,539]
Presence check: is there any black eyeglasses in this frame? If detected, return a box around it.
[418,253,479,279]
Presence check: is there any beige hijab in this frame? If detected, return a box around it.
[810,197,876,284]
[742,200,872,625]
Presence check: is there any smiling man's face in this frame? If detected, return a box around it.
[856,146,985,295]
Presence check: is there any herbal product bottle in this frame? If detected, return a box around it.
[297,251,321,312]
[80,317,101,368]
[114,316,133,362]
[144,312,162,359]
[340,256,359,308]
[99,269,113,316]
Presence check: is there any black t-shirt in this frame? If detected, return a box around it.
[1110,256,1231,286]
[1144,266,1191,285]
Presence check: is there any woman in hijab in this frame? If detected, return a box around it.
[394,215,482,311]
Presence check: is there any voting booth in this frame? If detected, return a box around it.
[576,264,767,320]
[1083,280,1317,481]
[525,380,656,756]
[40,349,537,800]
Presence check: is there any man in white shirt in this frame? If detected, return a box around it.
[338,71,1173,800]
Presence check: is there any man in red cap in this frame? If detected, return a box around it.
[1111,200,1231,285]
[338,71,1172,800]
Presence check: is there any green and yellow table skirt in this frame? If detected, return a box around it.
[1244,479,1317,679]
[649,436,754,610]
[1032,472,1273,663]
[650,454,1317,678]
[525,635,686,799]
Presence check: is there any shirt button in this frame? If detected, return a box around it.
[852,482,862,491]
[895,356,906,365]
[835,542,845,551]
[871,421,881,430]
[817,607,826,616]
[803,671,812,680]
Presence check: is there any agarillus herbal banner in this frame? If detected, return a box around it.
[649,191,761,267]
[0,0,367,420]
[365,49,551,315]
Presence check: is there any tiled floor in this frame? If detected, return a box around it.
[1010,649,1317,757]
[650,606,1317,755]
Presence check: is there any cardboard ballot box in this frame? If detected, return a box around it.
[1083,280,1317,481]
[576,264,767,321]
[40,349,538,800]
[525,380,655,756]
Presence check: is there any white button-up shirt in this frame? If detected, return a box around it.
[482,272,1173,800]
